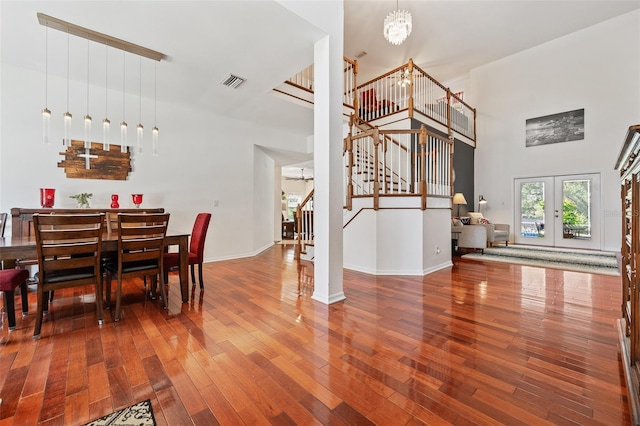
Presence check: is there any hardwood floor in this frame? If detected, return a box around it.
[0,244,630,425]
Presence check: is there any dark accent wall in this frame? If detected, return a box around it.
[453,139,474,216]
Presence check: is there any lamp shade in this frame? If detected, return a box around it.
[452,193,467,205]
[478,195,487,204]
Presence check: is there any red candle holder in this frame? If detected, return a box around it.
[110,194,119,208]
[40,188,56,208]
[132,194,143,208]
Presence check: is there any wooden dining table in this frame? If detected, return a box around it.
[0,233,191,303]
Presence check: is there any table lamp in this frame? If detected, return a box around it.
[452,192,467,217]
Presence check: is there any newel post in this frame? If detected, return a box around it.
[345,132,354,211]
[373,127,381,210]
[419,125,427,210]
[408,58,414,119]
[446,88,452,137]
[449,135,455,198]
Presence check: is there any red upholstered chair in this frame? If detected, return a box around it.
[164,213,211,290]
[0,269,29,331]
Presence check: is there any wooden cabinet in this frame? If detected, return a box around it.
[615,124,640,425]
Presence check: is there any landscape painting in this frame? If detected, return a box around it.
[525,108,584,147]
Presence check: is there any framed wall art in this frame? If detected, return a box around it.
[525,108,584,147]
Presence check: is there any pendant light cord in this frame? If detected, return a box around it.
[105,46,108,116]
[44,27,48,107]
[122,51,125,120]
[86,39,90,114]
[139,56,142,123]
[66,32,70,111]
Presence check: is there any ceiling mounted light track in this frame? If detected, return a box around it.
[37,13,165,61]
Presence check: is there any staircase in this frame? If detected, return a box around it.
[280,58,474,270]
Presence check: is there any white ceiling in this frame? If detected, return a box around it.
[2,0,639,179]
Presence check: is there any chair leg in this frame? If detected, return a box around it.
[158,274,168,310]
[190,264,196,286]
[33,285,45,339]
[20,281,28,316]
[95,278,104,326]
[3,290,17,330]
[114,277,123,322]
[104,272,112,310]
[198,263,204,290]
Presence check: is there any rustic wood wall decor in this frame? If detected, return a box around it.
[58,140,132,180]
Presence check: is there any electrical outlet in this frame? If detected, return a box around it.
[435,245,440,254]
[214,200,219,207]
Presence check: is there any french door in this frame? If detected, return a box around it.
[514,173,600,249]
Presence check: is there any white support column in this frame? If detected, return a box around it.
[312,33,345,304]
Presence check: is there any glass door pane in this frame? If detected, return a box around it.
[554,173,600,250]
[560,179,591,241]
[515,177,553,245]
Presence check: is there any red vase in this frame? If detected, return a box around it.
[132,194,143,208]
[40,188,55,208]
[110,194,119,208]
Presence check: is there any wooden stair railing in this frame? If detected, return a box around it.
[285,57,358,109]
[344,118,453,211]
[294,189,314,261]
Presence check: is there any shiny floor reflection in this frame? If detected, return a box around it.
[0,245,629,425]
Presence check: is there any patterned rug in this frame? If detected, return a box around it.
[84,399,156,426]
[462,245,620,276]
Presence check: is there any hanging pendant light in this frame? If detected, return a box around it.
[84,39,92,149]
[42,27,51,145]
[120,51,127,153]
[103,45,110,151]
[152,62,159,156]
[136,57,143,155]
[63,32,72,147]
[383,0,412,46]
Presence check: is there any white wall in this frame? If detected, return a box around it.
[0,61,310,261]
[470,10,640,252]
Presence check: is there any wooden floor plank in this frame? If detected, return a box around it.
[0,246,631,425]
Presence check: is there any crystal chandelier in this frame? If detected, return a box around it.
[383,1,412,46]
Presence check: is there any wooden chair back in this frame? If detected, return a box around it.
[32,213,105,338]
[115,213,170,275]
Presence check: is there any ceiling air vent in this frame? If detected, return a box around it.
[220,74,246,89]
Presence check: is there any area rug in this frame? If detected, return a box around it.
[461,245,620,276]
[84,399,156,426]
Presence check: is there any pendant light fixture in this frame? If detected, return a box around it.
[84,39,92,149]
[383,0,412,46]
[103,45,110,151]
[37,13,166,156]
[136,56,143,155]
[42,27,51,145]
[152,62,159,156]
[63,32,72,147]
[120,50,127,153]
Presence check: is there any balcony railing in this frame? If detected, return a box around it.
[356,59,476,141]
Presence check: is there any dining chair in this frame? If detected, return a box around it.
[32,213,105,339]
[104,213,170,321]
[163,212,211,290]
[0,268,29,331]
